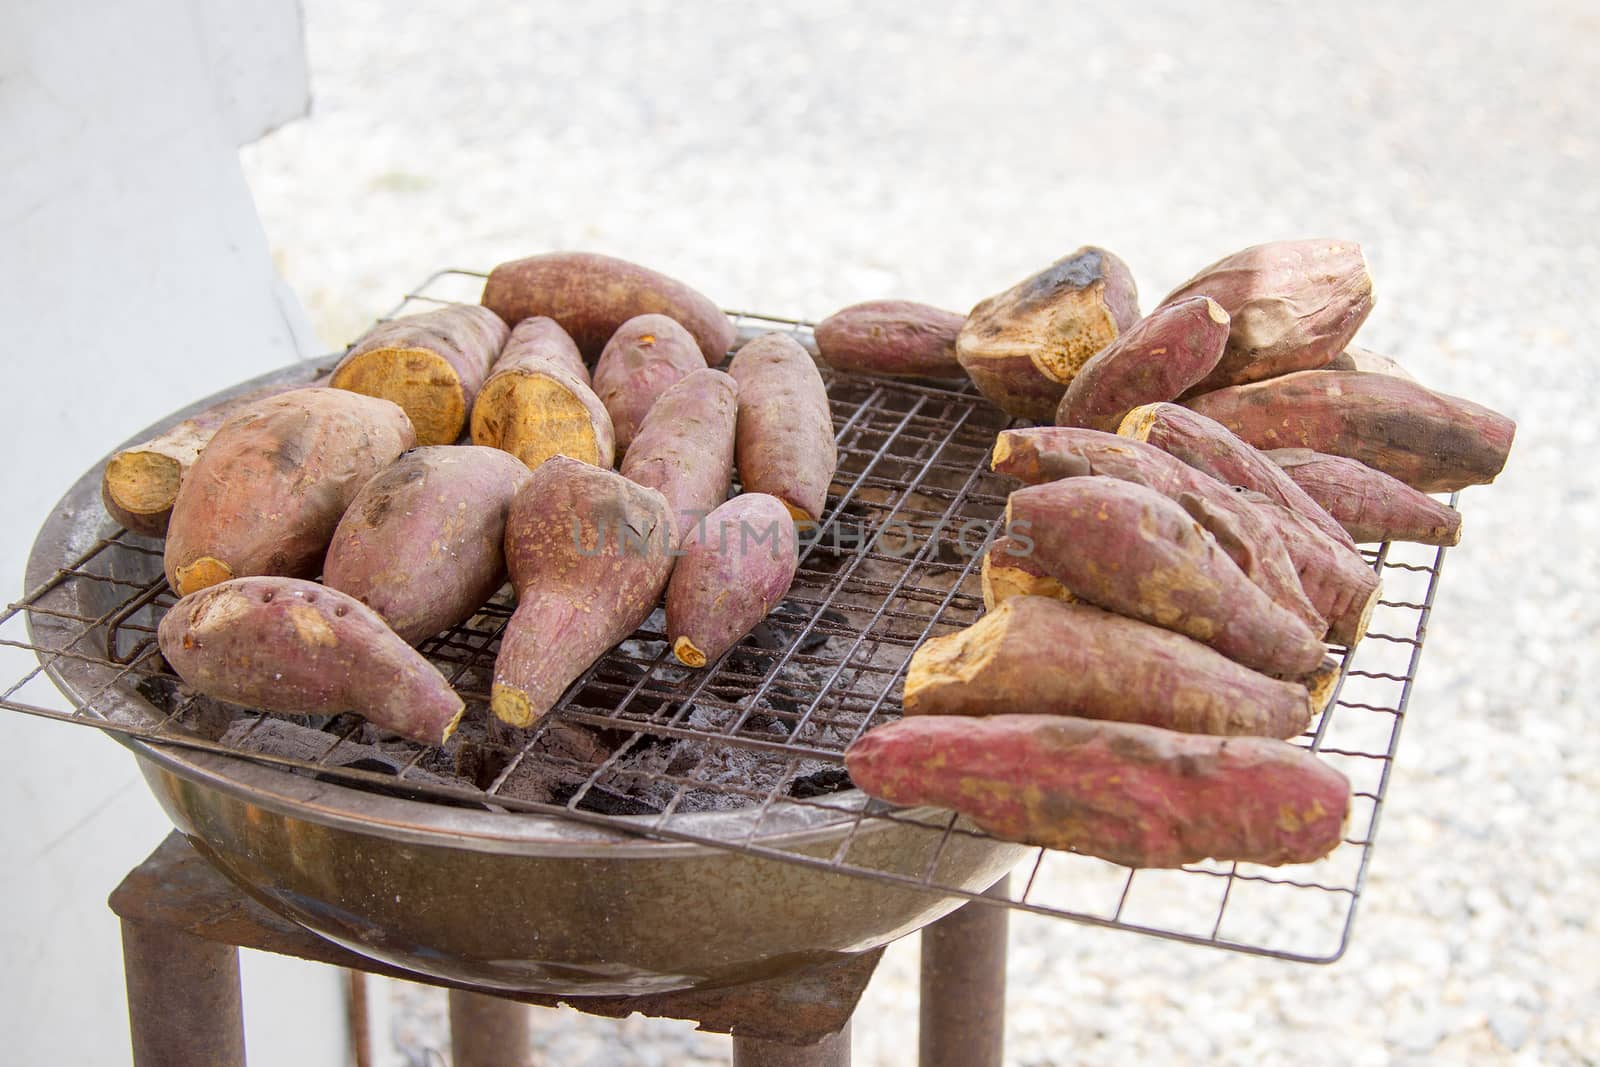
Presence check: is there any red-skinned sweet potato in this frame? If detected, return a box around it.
[979,535,1070,609]
[593,314,709,453]
[666,494,798,668]
[1006,477,1325,676]
[491,457,675,727]
[1161,238,1374,393]
[1239,488,1381,649]
[330,304,508,446]
[956,247,1141,421]
[729,333,837,523]
[1267,448,1461,546]
[1055,296,1229,431]
[1325,346,1417,381]
[480,252,735,365]
[158,576,465,746]
[323,446,532,645]
[904,597,1312,738]
[164,389,416,597]
[470,317,615,470]
[845,714,1351,868]
[619,368,739,546]
[1184,370,1516,493]
[813,300,967,379]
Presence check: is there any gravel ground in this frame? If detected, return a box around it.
[242,1,1599,1063]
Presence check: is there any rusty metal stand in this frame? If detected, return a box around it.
[109,833,877,1066]
[918,875,1010,1067]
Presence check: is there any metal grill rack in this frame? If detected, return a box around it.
[0,269,1456,964]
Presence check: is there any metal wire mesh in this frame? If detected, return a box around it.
[0,268,1457,963]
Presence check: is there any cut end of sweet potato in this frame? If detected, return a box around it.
[672,636,708,668]
[471,373,604,469]
[490,683,536,727]
[989,433,1015,471]
[331,346,467,447]
[979,550,1071,610]
[105,451,183,516]
[1302,656,1341,719]
[1115,403,1159,443]
[1203,297,1230,326]
[1340,579,1383,649]
[439,704,466,745]
[174,556,234,597]
[781,497,816,523]
[903,618,1004,714]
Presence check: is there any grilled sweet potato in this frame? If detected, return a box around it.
[1161,238,1374,393]
[323,446,532,645]
[813,300,967,379]
[1184,370,1516,493]
[905,597,1312,738]
[480,251,735,365]
[619,368,739,546]
[729,333,837,523]
[666,494,798,668]
[1055,296,1229,432]
[593,314,709,453]
[330,304,508,446]
[979,535,1070,609]
[1325,346,1417,381]
[1267,448,1461,546]
[1006,477,1325,676]
[164,389,415,597]
[1241,489,1381,648]
[470,317,615,470]
[491,458,675,727]
[956,247,1141,421]
[845,715,1351,868]
[158,576,465,746]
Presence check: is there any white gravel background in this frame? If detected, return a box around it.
[242,2,1599,1063]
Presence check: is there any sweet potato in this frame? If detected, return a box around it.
[1239,489,1381,649]
[979,535,1070,609]
[1266,448,1461,546]
[904,597,1312,738]
[956,247,1141,421]
[1325,346,1417,381]
[1302,655,1343,720]
[1160,238,1374,393]
[1119,402,1356,549]
[619,368,739,546]
[845,715,1351,868]
[330,304,508,446]
[491,457,675,727]
[158,576,465,746]
[164,389,415,597]
[470,316,615,470]
[1184,371,1516,493]
[1006,477,1325,676]
[480,251,735,365]
[1055,296,1229,432]
[728,333,837,523]
[666,494,798,667]
[593,314,709,452]
[322,446,532,645]
[813,300,967,378]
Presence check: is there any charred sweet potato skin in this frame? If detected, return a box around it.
[163,389,416,597]
[905,597,1312,738]
[1006,477,1325,676]
[1055,296,1229,432]
[1184,371,1516,493]
[666,494,799,667]
[729,333,838,523]
[813,300,967,378]
[620,368,739,546]
[1267,448,1461,546]
[157,576,464,746]
[480,252,735,365]
[593,314,709,452]
[845,715,1350,868]
[323,446,532,645]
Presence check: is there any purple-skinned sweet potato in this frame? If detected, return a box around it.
[979,535,1071,609]
[1055,296,1230,431]
[491,457,675,727]
[330,304,509,446]
[157,576,465,746]
[666,494,798,668]
[480,251,735,365]
[904,596,1312,739]
[471,316,616,470]
[813,300,967,379]
[1161,238,1374,393]
[1267,448,1461,546]
[1239,488,1381,649]
[956,247,1141,421]
[164,388,416,597]
[619,368,739,546]
[593,314,709,453]
[729,333,838,523]
[1184,370,1516,493]
[322,446,532,645]
[845,714,1351,868]
[1006,477,1325,676]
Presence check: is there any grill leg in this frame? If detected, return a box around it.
[731,1020,851,1066]
[918,874,1009,1067]
[121,917,246,1067]
[449,989,533,1067]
